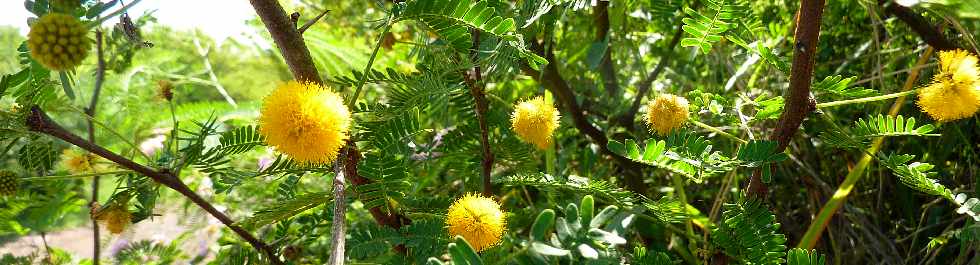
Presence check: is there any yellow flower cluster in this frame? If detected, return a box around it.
[259,81,351,164]
[27,13,91,71]
[94,204,132,234]
[645,94,690,135]
[917,49,980,122]
[103,208,132,234]
[62,149,99,173]
[446,193,506,252]
[0,171,18,197]
[510,96,560,149]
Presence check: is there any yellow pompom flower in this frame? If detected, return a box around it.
[259,81,351,164]
[645,94,690,135]
[917,49,980,122]
[0,171,18,197]
[27,13,91,71]
[511,96,560,149]
[446,193,506,252]
[62,149,98,173]
[98,206,132,234]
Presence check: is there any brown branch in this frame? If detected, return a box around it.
[463,31,495,197]
[25,107,283,265]
[745,0,826,198]
[250,0,322,84]
[521,43,648,194]
[881,1,961,52]
[594,1,620,98]
[618,24,684,129]
[87,29,105,265]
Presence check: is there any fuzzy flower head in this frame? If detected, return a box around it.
[446,193,506,252]
[511,96,560,149]
[0,171,18,197]
[259,81,351,164]
[917,49,980,122]
[645,94,690,135]
[95,205,132,234]
[157,80,174,101]
[62,149,99,173]
[28,13,91,71]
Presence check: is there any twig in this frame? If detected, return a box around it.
[25,107,283,264]
[21,170,132,181]
[881,1,964,52]
[87,29,106,265]
[349,14,393,106]
[327,166,346,265]
[620,24,684,129]
[463,31,495,197]
[745,0,826,198]
[520,42,648,194]
[594,0,619,98]
[192,37,238,107]
[87,0,143,27]
[298,9,331,34]
[250,0,322,84]
[689,120,748,144]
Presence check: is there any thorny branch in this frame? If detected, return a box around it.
[880,1,966,53]
[25,107,283,265]
[745,0,826,197]
[463,30,495,197]
[86,29,105,265]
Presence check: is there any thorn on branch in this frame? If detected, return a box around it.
[298,9,331,34]
[290,12,300,28]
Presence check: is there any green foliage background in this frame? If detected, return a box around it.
[1,0,980,264]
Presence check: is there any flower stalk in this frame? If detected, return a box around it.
[815,89,919,108]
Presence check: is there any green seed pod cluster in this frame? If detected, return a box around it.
[27,13,91,71]
[0,170,18,196]
[50,0,81,13]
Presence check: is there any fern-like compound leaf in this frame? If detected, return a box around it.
[787,248,826,265]
[712,199,787,265]
[820,115,938,150]
[238,192,332,229]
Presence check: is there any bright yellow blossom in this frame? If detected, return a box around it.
[95,205,132,234]
[511,96,560,149]
[27,13,91,71]
[446,193,506,252]
[62,149,98,173]
[259,81,351,164]
[645,94,690,135]
[917,49,980,122]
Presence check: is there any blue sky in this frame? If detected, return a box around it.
[0,0,258,42]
